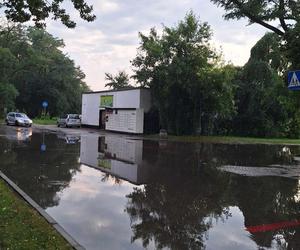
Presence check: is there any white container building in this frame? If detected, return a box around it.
[81,88,151,134]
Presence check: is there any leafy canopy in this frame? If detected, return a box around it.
[231,32,300,138]
[0,23,90,117]
[0,0,96,28]
[104,71,132,90]
[132,12,236,135]
[210,0,300,67]
[210,0,299,36]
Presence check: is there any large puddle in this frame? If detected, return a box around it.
[0,126,300,249]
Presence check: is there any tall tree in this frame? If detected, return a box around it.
[0,47,18,116]
[104,71,132,90]
[0,23,90,117]
[0,0,96,28]
[232,33,300,137]
[210,0,300,67]
[132,12,236,135]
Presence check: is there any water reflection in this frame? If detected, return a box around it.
[79,135,300,249]
[0,131,80,208]
[3,127,32,142]
[80,135,146,185]
[0,127,300,249]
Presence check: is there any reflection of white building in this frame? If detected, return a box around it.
[81,88,151,134]
[80,135,147,184]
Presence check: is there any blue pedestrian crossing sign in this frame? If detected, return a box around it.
[288,71,300,90]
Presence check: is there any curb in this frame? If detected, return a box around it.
[0,171,85,250]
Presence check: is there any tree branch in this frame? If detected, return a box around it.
[279,0,289,32]
[232,0,285,36]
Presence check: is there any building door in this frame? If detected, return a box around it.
[99,110,106,129]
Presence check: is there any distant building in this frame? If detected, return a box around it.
[81,88,151,134]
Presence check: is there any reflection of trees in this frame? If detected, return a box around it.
[229,176,300,249]
[101,173,122,185]
[126,182,230,249]
[126,141,233,249]
[126,141,300,249]
[0,133,81,208]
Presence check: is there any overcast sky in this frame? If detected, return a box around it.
[46,0,267,91]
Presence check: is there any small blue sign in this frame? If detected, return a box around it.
[40,144,46,152]
[288,70,300,90]
[42,101,48,108]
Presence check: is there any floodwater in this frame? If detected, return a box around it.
[0,126,300,250]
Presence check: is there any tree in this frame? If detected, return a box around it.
[132,12,236,135]
[210,0,300,67]
[104,71,132,90]
[232,60,285,136]
[0,0,96,28]
[0,47,18,116]
[232,33,300,137]
[125,141,232,249]
[0,23,90,117]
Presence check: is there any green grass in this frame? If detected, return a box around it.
[0,179,72,250]
[146,134,300,145]
[33,117,57,125]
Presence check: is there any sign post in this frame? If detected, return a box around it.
[42,101,48,116]
[40,131,46,152]
[288,71,300,90]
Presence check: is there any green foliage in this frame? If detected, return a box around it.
[210,0,298,36]
[0,23,90,118]
[249,33,287,73]
[0,47,19,117]
[210,0,300,67]
[33,116,58,125]
[104,70,132,89]
[0,82,18,117]
[132,12,236,135]
[285,22,300,69]
[232,60,285,136]
[0,0,96,28]
[231,32,300,138]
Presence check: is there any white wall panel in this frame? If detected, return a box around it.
[106,109,144,134]
[81,93,100,126]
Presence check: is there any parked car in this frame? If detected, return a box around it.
[57,114,81,128]
[65,135,81,144]
[5,112,33,127]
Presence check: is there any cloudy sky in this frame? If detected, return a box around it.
[46,0,267,91]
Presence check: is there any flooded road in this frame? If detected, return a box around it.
[0,125,300,249]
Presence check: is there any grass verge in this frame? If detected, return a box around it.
[33,117,57,125]
[146,134,300,145]
[0,179,72,250]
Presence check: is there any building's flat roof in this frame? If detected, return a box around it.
[82,87,149,95]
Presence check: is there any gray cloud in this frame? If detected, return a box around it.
[46,0,267,90]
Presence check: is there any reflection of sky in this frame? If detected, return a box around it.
[205,207,257,250]
[46,165,144,250]
[2,128,300,250]
[295,180,300,202]
[46,164,274,250]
